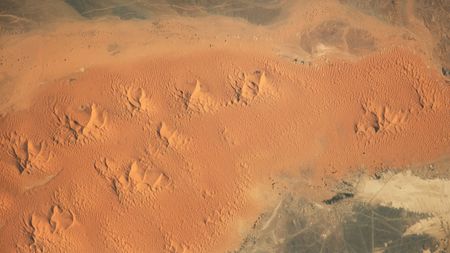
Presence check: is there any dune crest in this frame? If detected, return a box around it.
[1,134,53,175]
[355,102,409,136]
[125,87,152,114]
[182,80,219,114]
[26,206,75,252]
[53,103,107,145]
[94,158,170,204]
[157,122,188,150]
[231,70,275,105]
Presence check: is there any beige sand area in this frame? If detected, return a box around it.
[0,0,449,252]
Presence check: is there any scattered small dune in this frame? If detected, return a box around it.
[0,1,449,252]
[53,103,108,145]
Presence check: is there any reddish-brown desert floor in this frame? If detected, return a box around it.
[0,0,449,252]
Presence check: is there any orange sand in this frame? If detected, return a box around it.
[0,1,449,252]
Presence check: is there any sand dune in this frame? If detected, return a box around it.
[0,0,449,252]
